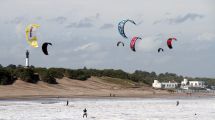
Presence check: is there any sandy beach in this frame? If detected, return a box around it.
[0,76,214,99]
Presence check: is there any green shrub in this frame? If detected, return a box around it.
[33,68,57,84]
[76,75,90,81]
[48,68,65,79]
[38,70,57,84]
[0,68,15,85]
[19,68,38,83]
[64,69,90,80]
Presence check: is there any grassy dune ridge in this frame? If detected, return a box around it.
[0,76,168,99]
[2,66,215,86]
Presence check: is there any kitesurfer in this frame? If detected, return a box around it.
[66,100,69,106]
[176,101,179,106]
[83,108,87,118]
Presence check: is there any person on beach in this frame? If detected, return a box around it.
[83,108,87,118]
[66,100,69,106]
[176,101,179,106]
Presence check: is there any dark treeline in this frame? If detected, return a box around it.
[0,64,215,86]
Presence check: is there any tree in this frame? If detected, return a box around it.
[48,68,65,79]
[64,69,90,81]
[0,64,3,68]
[83,66,87,70]
[19,68,38,83]
[17,64,24,68]
[6,64,16,69]
[39,70,57,84]
[0,68,15,85]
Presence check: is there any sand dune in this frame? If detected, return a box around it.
[0,77,168,99]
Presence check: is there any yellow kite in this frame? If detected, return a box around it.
[25,24,40,48]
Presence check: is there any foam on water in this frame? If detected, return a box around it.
[0,97,215,120]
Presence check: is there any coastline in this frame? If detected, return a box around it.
[0,77,214,100]
[0,92,214,100]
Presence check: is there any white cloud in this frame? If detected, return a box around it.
[15,23,25,39]
[5,16,27,24]
[154,56,172,64]
[197,32,215,42]
[137,36,162,52]
[100,23,114,29]
[154,13,204,25]
[49,16,67,24]
[74,42,100,52]
[66,13,99,28]
[57,57,69,62]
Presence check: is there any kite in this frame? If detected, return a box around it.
[167,38,177,49]
[158,48,164,52]
[42,42,52,55]
[25,24,40,48]
[130,36,142,52]
[117,41,125,47]
[118,19,136,38]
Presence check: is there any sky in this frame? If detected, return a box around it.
[0,0,215,78]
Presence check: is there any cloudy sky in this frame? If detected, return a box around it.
[0,0,215,77]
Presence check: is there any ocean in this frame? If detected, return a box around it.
[0,97,215,120]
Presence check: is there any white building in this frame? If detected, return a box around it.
[152,80,162,88]
[189,81,205,88]
[162,81,178,89]
[152,80,178,89]
[181,79,189,89]
[181,79,188,86]
[181,79,206,89]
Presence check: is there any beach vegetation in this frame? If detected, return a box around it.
[0,64,215,86]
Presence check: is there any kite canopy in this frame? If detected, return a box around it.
[117,41,124,47]
[158,48,164,53]
[42,42,52,55]
[130,36,142,52]
[167,38,177,49]
[118,19,136,39]
[25,24,40,48]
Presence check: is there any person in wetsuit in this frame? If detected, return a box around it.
[66,100,69,106]
[83,108,87,118]
[176,101,179,106]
